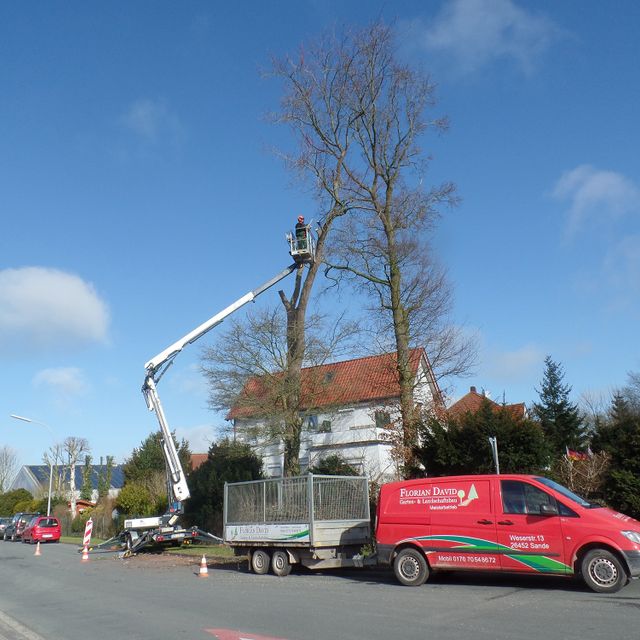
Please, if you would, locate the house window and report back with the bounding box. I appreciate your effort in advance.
[319,420,332,433]
[267,464,282,477]
[346,459,364,474]
[375,410,391,429]
[307,415,318,431]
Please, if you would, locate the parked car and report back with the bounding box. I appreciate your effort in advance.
[3,513,39,541]
[376,474,640,593]
[22,516,61,544]
[0,517,12,536]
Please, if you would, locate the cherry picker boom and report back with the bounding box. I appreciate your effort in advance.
[117,225,314,554]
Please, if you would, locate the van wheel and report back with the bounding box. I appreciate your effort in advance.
[394,548,429,587]
[271,550,292,577]
[251,549,271,575]
[581,549,627,593]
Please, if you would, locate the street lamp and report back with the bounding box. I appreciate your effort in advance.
[10,414,55,516]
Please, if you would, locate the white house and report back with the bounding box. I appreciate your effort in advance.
[227,349,444,482]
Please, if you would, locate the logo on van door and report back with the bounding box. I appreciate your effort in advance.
[399,483,480,510]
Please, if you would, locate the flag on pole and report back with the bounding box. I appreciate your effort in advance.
[565,447,589,461]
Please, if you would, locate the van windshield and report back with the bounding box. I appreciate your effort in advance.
[535,477,598,508]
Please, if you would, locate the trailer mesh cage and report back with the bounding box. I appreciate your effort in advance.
[225,475,369,524]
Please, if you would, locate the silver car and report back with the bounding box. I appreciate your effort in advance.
[0,517,11,536]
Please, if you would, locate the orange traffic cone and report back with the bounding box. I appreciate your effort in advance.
[81,545,89,562]
[198,554,209,578]
[34,541,42,556]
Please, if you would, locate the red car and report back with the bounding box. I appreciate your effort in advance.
[22,516,61,544]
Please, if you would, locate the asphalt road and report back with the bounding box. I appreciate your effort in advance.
[0,541,639,640]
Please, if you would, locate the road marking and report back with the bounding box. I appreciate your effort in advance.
[0,611,47,640]
[205,629,291,640]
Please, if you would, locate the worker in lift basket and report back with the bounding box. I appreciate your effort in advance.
[295,215,308,252]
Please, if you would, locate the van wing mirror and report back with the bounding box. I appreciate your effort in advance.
[540,504,559,516]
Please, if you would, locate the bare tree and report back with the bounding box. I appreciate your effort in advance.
[0,445,19,493]
[554,451,611,498]
[579,389,612,435]
[62,436,90,517]
[273,22,472,476]
[43,443,65,496]
[202,306,359,454]
[622,371,640,414]
[263,25,397,475]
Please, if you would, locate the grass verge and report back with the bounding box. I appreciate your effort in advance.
[166,544,235,558]
[60,536,107,545]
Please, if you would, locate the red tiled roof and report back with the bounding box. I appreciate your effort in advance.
[190,453,208,471]
[228,348,441,420]
[448,387,526,420]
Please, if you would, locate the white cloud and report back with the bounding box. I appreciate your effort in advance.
[0,267,109,357]
[407,0,562,74]
[120,98,185,144]
[553,165,640,234]
[487,344,544,380]
[33,367,89,397]
[603,235,640,295]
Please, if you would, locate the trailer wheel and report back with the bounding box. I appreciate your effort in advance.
[271,550,292,577]
[251,549,271,575]
[581,549,627,593]
[394,548,429,587]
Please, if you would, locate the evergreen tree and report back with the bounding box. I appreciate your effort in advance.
[592,393,640,518]
[122,432,191,514]
[97,455,114,499]
[309,454,359,476]
[417,399,549,476]
[123,432,191,483]
[80,454,93,501]
[532,356,586,455]
[182,439,263,535]
[0,488,33,515]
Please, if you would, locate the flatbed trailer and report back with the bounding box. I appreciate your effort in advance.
[224,474,373,575]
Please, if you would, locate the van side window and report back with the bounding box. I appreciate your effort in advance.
[557,502,578,517]
[501,480,557,515]
[501,481,526,514]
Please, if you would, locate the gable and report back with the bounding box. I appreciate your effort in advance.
[448,387,526,420]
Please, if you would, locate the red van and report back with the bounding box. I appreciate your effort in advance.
[376,474,640,593]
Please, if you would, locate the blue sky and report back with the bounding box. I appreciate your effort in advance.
[2,1,639,469]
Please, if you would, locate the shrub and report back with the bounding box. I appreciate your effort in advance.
[115,482,154,517]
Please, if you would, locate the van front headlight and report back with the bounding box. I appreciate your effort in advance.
[621,530,640,544]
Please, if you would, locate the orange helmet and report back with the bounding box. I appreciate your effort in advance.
[297,215,304,223]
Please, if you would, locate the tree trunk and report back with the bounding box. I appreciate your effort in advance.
[278,221,334,475]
